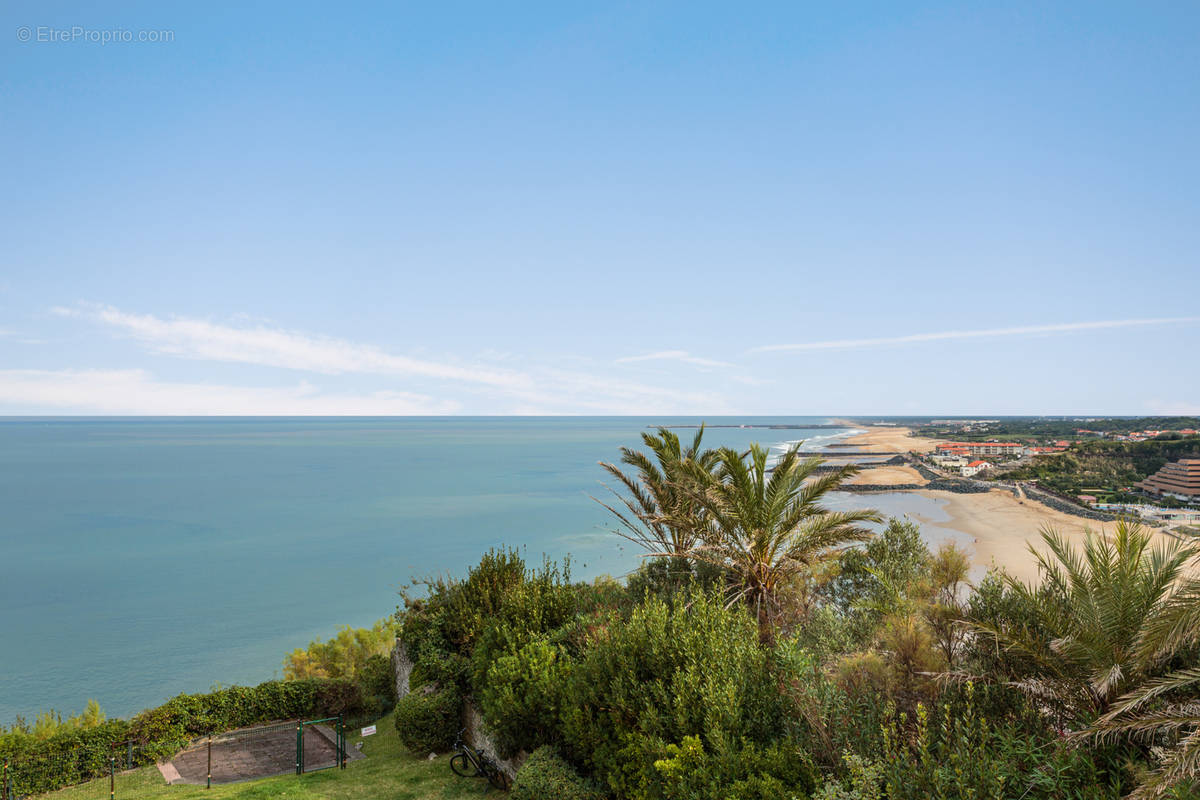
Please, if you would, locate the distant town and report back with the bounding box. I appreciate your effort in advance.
[893,417,1200,530]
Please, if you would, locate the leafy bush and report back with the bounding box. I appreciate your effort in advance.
[128,678,365,757]
[0,719,134,796]
[409,649,469,692]
[479,636,568,756]
[510,745,605,800]
[651,734,818,800]
[356,653,398,719]
[557,591,793,798]
[467,560,578,689]
[1,677,370,794]
[283,618,397,680]
[873,684,1117,800]
[625,557,726,605]
[435,547,529,653]
[393,685,462,754]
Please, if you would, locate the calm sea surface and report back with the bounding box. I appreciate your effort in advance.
[1,416,910,724]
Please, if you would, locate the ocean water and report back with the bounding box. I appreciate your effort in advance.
[0,416,869,724]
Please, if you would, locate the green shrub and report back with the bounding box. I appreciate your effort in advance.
[467,564,578,690]
[0,720,134,796]
[651,735,817,800]
[357,652,398,716]
[871,684,1118,800]
[479,637,568,756]
[393,685,462,754]
[2,677,369,795]
[282,618,397,680]
[558,591,791,798]
[511,745,605,800]
[625,557,727,604]
[126,677,366,758]
[442,548,529,651]
[410,649,470,692]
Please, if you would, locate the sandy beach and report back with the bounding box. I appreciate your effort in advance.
[827,422,1185,585]
[844,465,928,486]
[833,422,941,454]
[907,488,1119,583]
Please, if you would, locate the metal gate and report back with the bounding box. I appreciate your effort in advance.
[297,716,346,774]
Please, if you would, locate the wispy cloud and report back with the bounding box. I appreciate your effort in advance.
[0,369,461,415]
[751,317,1200,354]
[45,304,738,414]
[54,304,530,389]
[0,328,46,345]
[615,350,733,368]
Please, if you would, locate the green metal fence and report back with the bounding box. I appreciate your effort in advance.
[297,716,346,774]
[2,716,346,798]
[1,741,144,800]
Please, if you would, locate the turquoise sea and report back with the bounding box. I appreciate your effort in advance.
[2,416,910,724]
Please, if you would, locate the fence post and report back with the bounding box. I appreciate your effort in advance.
[109,755,115,800]
[207,736,212,789]
[338,715,344,770]
[296,723,302,775]
[2,758,8,800]
[127,740,133,771]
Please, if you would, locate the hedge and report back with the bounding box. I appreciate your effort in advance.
[510,746,606,800]
[128,677,367,757]
[393,685,462,754]
[1,677,372,795]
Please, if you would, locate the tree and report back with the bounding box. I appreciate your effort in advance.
[1087,572,1200,798]
[283,618,398,679]
[969,521,1198,724]
[595,425,720,562]
[689,442,881,642]
[926,542,971,668]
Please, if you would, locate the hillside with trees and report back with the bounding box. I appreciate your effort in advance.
[1003,436,1200,500]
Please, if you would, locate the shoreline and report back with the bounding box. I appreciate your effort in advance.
[910,488,1115,584]
[822,423,1141,583]
[830,420,942,454]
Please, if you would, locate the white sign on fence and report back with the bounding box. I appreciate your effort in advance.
[361,725,377,737]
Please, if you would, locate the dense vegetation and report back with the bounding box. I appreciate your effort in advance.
[392,427,1200,799]
[1,626,398,796]
[7,708,501,800]
[1003,436,1200,500]
[911,417,1200,441]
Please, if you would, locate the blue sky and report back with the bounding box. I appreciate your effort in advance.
[2,1,1197,415]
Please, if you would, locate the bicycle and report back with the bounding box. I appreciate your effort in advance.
[449,728,507,790]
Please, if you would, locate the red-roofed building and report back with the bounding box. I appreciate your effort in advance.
[961,460,991,477]
[937,442,1025,457]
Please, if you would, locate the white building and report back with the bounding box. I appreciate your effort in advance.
[930,454,968,469]
[960,460,991,477]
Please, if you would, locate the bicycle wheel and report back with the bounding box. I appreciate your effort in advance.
[482,760,507,790]
[450,751,477,778]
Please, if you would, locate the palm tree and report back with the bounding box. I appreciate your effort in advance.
[595,425,720,560]
[970,521,1198,725]
[688,442,881,642]
[1086,572,1200,798]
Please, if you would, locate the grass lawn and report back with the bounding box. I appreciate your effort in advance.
[44,712,502,800]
